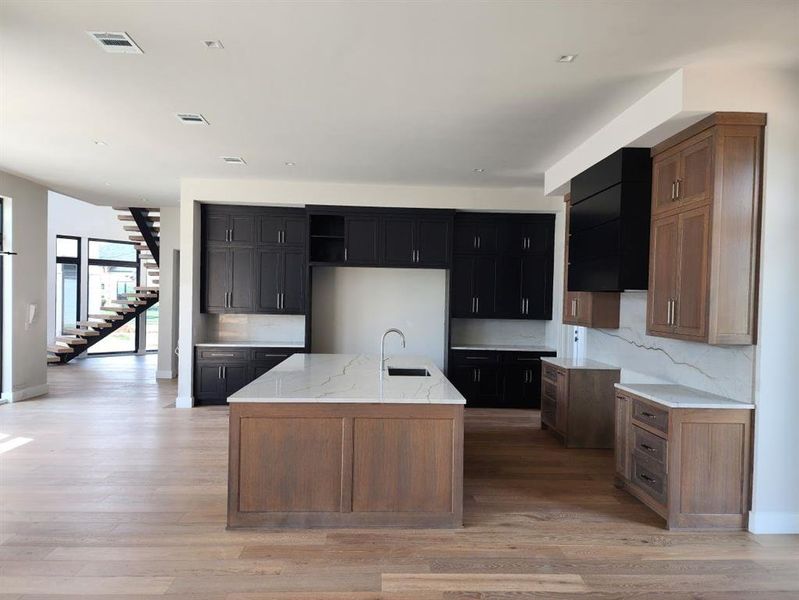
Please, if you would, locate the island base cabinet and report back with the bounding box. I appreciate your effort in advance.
[614,390,753,530]
[228,403,463,528]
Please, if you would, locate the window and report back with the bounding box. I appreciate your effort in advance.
[87,239,139,354]
[55,235,81,336]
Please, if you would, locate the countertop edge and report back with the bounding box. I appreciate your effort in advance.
[614,383,755,410]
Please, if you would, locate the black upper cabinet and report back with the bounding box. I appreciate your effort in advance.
[382,217,415,266]
[567,148,652,292]
[254,247,305,314]
[452,213,554,320]
[258,212,306,246]
[344,216,380,265]
[309,207,453,268]
[451,255,497,317]
[202,205,306,314]
[453,219,498,254]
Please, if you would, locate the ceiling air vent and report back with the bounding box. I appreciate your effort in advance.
[221,156,247,165]
[176,113,209,125]
[87,31,143,54]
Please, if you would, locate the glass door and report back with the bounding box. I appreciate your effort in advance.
[87,239,139,354]
[55,236,80,336]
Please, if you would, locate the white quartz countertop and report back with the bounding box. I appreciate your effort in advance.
[228,353,466,405]
[615,383,754,410]
[195,341,306,348]
[451,344,556,353]
[542,356,619,370]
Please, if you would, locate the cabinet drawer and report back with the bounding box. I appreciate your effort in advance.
[450,350,500,365]
[632,456,668,507]
[504,352,553,365]
[196,347,249,361]
[632,424,668,470]
[252,349,294,362]
[632,399,669,435]
[541,380,558,402]
[541,396,556,428]
[542,363,562,382]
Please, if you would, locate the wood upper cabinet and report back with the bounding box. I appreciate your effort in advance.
[450,255,497,317]
[382,215,451,267]
[345,215,380,265]
[203,246,255,313]
[647,113,764,345]
[258,213,306,246]
[255,247,305,314]
[652,133,713,217]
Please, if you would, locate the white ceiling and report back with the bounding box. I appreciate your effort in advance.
[1,1,796,207]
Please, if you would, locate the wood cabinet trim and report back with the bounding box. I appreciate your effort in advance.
[651,112,766,157]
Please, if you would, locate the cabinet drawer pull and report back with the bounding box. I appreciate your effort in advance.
[640,443,657,453]
[258,354,289,358]
[465,356,489,360]
[208,353,235,357]
[639,473,657,484]
[641,411,658,419]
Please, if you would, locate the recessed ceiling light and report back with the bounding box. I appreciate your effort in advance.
[473,168,485,173]
[93,140,107,146]
[284,161,296,167]
[204,40,224,49]
[176,113,210,125]
[558,54,578,63]
[221,156,246,165]
[104,182,111,186]
[87,31,143,54]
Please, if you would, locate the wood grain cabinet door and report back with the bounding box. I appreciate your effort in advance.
[281,248,306,313]
[203,247,229,312]
[554,370,568,434]
[677,136,713,208]
[345,216,380,265]
[674,206,711,339]
[255,248,281,312]
[416,218,450,267]
[228,248,255,311]
[647,216,679,335]
[652,153,681,215]
[381,217,415,265]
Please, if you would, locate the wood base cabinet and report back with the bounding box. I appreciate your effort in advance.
[615,389,753,530]
[563,291,620,328]
[228,402,463,528]
[540,360,620,448]
[647,112,765,345]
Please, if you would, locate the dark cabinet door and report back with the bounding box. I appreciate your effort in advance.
[502,363,542,409]
[204,213,230,245]
[195,363,225,401]
[382,217,415,265]
[450,255,475,317]
[230,214,255,244]
[495,256,523,318]
[283,216,307,246]
[521,254,553,319]
[282,248,306,313]
[229,248,254,311]
[416,219,450,267]
[255,248,281,312]
[472,256,496,317]
[454,221,498,254]
[345,216,379,265]
[449,365,478,405]
[203,247,229,311]
[223,364,251,397]
[474,365,500,406]
[258,214,284,245]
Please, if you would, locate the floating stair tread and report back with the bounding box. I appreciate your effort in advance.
[63,327,100,337]
[135,286,159,292]
[89,313,123,321]
[77,320,112,329]
[56,336,88,345]
[47,355,62,363]
[143,262,158,268]
[48,345,73,354]
[102,305,135,313]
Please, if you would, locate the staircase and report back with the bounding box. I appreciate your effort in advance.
[48,207,161,364]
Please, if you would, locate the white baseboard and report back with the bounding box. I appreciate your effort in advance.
[175,395,194,408]
[1,383,49,403]
[748,510,799,534]
[155,370,176,380]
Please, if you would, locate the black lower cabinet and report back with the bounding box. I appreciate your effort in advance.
[449,349,555,408]
[194,346,298,405]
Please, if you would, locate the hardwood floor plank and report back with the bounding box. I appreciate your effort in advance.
[381,573,588,593]
[0,575,173,595]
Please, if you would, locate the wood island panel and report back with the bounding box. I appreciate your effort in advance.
[228,402,463,528]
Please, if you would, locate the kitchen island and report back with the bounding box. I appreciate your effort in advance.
[227,353,465,528]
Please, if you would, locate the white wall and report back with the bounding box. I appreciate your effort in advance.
[155,206,180,378]
[177,178,564,407]
[46,192,130,346]
[543,66,799,533]
[1,171,48,402]
[312,267,448,369]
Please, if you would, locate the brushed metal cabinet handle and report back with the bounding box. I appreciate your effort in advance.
[476,297,479,313]
[671,181,676,200]
[344,248,348,262]
[676,179,681,199]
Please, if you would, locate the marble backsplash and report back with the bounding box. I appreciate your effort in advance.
[584,291,755,403]
[200,314,306,344]
[450,318,550,348]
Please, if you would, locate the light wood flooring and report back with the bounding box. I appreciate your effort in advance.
[0,354,797,599]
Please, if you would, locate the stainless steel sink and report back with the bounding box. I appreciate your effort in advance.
[387,367,430,377]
